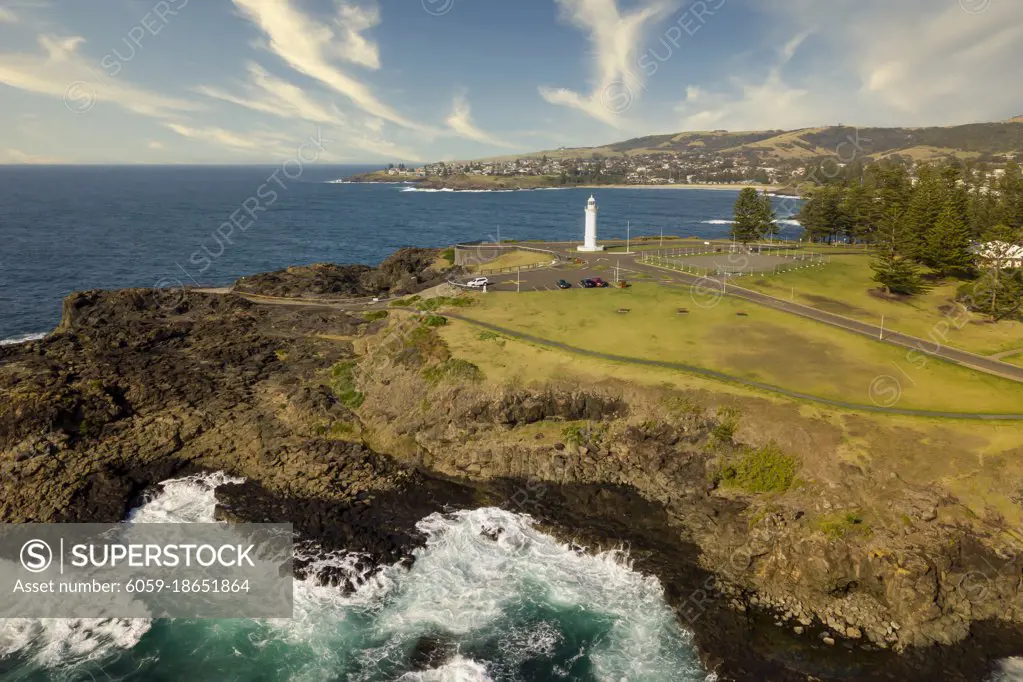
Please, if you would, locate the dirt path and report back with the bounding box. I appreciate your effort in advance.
[991,347,1023,361]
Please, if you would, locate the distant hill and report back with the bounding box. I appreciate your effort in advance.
[482,119,1023,165]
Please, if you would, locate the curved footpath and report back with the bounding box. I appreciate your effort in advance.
[439,311,1023,421]
[623,260,1023,383]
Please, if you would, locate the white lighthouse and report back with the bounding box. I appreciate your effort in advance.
[577,194,604,252]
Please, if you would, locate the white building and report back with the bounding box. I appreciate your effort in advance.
[973,241,1023,269]
[577,195,604,252]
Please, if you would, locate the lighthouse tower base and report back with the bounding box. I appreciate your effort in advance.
[577,244,605,252]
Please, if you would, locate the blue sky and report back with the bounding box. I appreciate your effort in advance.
[1,0,1021,164]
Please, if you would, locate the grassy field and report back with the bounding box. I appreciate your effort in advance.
[437,317,1023,527]
[470,249,554,273]
[743,254,1023,355]
[455,283,1023,413]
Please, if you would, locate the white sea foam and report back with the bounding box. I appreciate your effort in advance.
[994,657,1023,681]
[126,471,244,524]
[396,656,493,681]
[3,473,708,681]
[399,186,568,193]
[700,218,801,227]
[0,472,242,672]
[0,331,46,346]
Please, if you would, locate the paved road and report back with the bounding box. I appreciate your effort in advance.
[202,241,1023,385]
[472,244,1023,384]
[193,284,1023,419]
[624,261,1023,383]
[441,312,1023,420]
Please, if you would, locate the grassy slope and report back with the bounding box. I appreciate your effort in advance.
[744,254,1023,355]
[456,284,1023,413]
[469,249,554,273]
[438,318,1023,527]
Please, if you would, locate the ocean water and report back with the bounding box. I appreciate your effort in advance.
[0,473,712,681]
[0,165,803,341]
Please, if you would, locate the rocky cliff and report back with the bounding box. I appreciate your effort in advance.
[2,285,1022,680]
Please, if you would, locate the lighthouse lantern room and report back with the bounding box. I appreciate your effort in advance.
[577,194,605,252]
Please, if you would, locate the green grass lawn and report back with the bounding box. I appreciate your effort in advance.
[743,254,1023,355]
[1003,353,1023,369]
[460,283,1023,413]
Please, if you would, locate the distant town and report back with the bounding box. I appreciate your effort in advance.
[376,150,783,187]
[353,120,1023,191]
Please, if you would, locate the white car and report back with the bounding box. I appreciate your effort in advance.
[466,277,490,288]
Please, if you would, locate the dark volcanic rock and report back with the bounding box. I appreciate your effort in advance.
[233,248,456,299]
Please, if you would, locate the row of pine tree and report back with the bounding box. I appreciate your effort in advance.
[729,159,1023,320]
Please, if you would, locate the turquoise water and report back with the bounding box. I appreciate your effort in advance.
[0,474,711,681]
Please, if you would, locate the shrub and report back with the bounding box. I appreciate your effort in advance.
[815,512,869,540]
[421,314,448,327]
[363,310,389,322]
[561,422,605,447]
[415,296,473,312]
[274,349,289,362]
[422,358,484,384]
[390,295,422,307]
[712,406,741,444]
[440,247,456,265]
[330,361,364,409]
[719,442,797,494]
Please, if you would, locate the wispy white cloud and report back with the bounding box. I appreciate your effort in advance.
[446,92,514,148]
[0,33,200,118]
[0,7,17,23]
[165,123,264,151]
[195,61,420,161]
[334,2,381,70]
[673,0,1023,131]
[231,0,424,131]
[1,148,65,164]
[540,0,680,127]
[195,62,343,126]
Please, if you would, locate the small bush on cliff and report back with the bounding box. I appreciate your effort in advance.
[815,512,869,540]
[330,361,364,409]
[416,296,473,312]
[390,295,422,307]
[719,442,797,494]
[420,314,448,327]
[363,310,389,322]
[440,248,455,265]
[561,422,606,447]
[711,406,741,444]
[422,358,484,384]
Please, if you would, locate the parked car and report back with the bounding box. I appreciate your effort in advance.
[556,279,571,289]
[466,277,490,288]
[591,277,609,288]
[580,279,597,288]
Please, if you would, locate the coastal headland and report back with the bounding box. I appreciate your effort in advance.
[3,245,1023,680]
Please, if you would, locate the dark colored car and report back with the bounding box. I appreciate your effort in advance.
[580,279,596,288]
[591,277,609,288]
[556,279,571,289]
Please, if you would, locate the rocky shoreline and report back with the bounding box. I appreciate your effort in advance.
[2,252,1022,680]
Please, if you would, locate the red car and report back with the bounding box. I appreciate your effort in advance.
[590,277,610,288]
